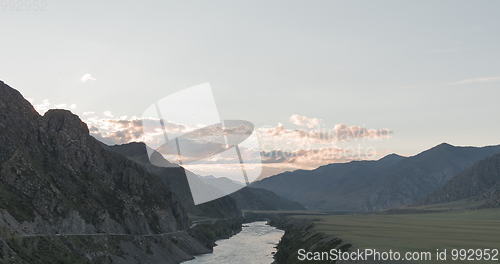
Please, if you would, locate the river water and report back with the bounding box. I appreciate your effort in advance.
[183,221,284,264]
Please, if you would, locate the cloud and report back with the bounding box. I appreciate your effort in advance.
[80,73,96,83]
[333,124,392,141]
[85,116,146,145]
[76,109,392,172]
[257,123,392,149]
[260,115,392,147]
[255,121,392,172]
[54,103,77,109]
[33,99,50,114]
[32,99,77,115]
[103,111,113,118]
[449,76,500,85]
[289,114,321,128]
[82,113,192,146]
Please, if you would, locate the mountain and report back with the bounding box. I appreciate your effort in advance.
[253,143,500,211]
[0,81,240,263]
[229,187,305,211]
[0,82,188,235]
[200,175,245,195]
[424,153,500,207]
[108,142,242,219]
[109,142,304,213]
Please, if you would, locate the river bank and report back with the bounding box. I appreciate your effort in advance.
[0,218,243,264]
[244,211,352,264]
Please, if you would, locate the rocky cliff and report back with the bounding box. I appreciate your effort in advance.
[0,81,186,235]
[0,80,241,263]
[108,142,242,219]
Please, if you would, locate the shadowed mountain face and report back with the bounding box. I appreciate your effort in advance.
[253,143,500,211]
[229,187,305,211]
[424,153,500,207]
[108,142,242,219]
[0,81,187,235]
[109,142,305,213]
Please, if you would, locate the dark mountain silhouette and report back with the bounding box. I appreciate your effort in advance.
[229,187,305,211]
[109,142,241,218]
[109,142,304,213]
[424,153,500,207]
[0,81,187,235]
[253,143,500,211]
[0,81,240,263]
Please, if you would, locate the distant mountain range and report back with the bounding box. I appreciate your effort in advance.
[253,143,500,211]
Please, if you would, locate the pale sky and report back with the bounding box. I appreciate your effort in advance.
[2,0,500,169]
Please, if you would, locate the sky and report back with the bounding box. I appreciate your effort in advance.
[1,0,500,178]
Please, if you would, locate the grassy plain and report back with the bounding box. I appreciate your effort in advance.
[293,208,500,252]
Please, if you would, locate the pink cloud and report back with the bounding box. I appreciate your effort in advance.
[289,114,321,128]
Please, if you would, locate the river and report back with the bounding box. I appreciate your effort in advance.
[183,221,284,264]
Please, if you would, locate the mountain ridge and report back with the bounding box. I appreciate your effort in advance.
[253,143,500,211]
[0,81,188,235]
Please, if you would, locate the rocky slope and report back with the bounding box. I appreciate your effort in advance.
[253,143,500,211]
[424,153,500,207]
[0,81,186,235]
[0,80,241,263]
[108,142,242,219]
